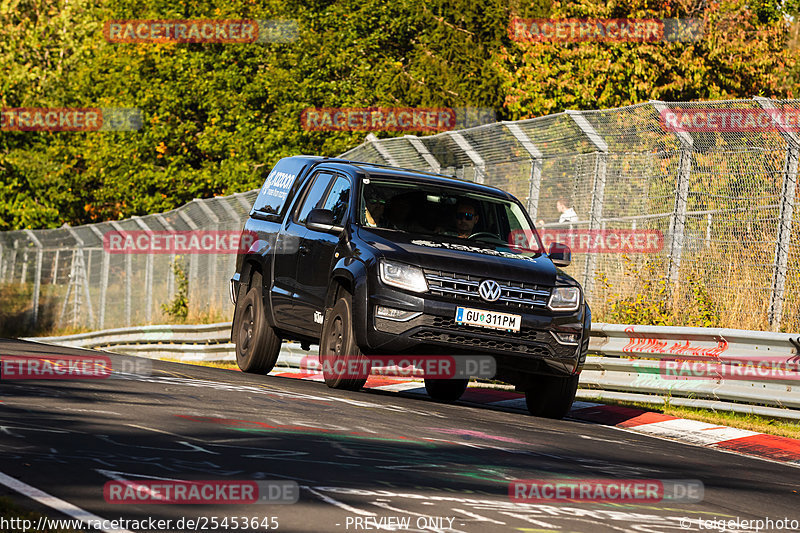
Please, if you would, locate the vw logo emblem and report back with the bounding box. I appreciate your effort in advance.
[478,279,502,302]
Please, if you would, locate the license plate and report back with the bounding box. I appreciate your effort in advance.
[455,307,521,332]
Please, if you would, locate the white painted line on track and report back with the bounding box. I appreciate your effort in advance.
[303,486,377,516]
[0,471,133,533]
[370,382,427,393]
[630,418,760,445]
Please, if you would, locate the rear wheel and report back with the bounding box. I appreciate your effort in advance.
[319,290,368,390]
[524,374,579,419]
[424,378,468,403]
[233,272,281,373]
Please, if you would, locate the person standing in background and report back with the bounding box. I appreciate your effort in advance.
[537,197,579,227]
[556,198,579,223]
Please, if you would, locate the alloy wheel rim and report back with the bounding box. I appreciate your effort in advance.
[240,304,254,353]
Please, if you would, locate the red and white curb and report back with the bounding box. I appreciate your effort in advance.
[268,369,800,467]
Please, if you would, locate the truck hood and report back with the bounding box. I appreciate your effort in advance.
[357,227,558,286]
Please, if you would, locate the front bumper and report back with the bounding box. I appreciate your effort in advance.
[360,282,588,381]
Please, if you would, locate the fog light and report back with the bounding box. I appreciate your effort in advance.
[375,306,421,322]
[552,331,580,345]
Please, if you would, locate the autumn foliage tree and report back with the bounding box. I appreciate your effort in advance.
[0,0,797,230]
[497,0,795,119]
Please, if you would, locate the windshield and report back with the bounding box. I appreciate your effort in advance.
[359,178,544,253]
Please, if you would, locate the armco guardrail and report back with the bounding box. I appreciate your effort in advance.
[23,322,800,419]
[581,324,800,419]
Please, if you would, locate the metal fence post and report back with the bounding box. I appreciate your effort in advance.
[755,97,799,330]
[405,135,441,173]
[567,110,609,300]
[213,199,245,310]
[58,249,75,327]
[179,210,200,313]
[366,133,399,166]
[446,131,486,184]
[89,226,109,330]
[24,230,43,327]
[234,191,254,212]
[7,241,17,283]
[503,122,544,219]
[155,214,179,311]
[193,199,221,310]
[667,148,691,282]
[21,251,29,284]
[98,250,110,329]
[110,221,131,325]
[132,216,154,323]
[66,228,94,326]
[651,101,695,283]
[52,249,60,284]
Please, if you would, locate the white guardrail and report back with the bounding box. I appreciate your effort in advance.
[24,322,800,420]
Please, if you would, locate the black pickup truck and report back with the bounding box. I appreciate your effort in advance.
[230,156,590,418]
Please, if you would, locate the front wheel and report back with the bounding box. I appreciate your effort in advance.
[524,374,579,419]
[319,291,368,391]
[424,378,468,402]
[233,272,281,373]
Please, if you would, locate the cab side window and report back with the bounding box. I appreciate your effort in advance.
[321,176,351,225]
[296,172,333,224]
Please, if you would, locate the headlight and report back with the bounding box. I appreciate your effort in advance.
[548,287,581,311]
[379,260,428,293]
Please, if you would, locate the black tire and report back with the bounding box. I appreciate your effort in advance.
[424,378,468,402]
[319,290,368,390]
[233,272,281,373]
[524,374,579,419]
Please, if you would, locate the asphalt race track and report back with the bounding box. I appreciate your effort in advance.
[0,339,798,533]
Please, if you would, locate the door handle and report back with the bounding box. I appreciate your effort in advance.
[298,244,309,255]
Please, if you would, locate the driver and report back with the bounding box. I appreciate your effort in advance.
[436,199,480,238]
[454,201,479,238]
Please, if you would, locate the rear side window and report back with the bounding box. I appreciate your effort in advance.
[321,176,351,225]
[296,172,334,224]
[253,165,299,215]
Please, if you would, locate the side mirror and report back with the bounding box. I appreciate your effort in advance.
[306,208,343,234]
[549,242,571,267]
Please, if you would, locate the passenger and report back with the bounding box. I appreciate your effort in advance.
[364,196,385,227]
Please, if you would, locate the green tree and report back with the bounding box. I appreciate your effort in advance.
[496,0,794,118]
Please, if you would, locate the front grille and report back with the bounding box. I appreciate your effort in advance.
[424,270,550,309]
